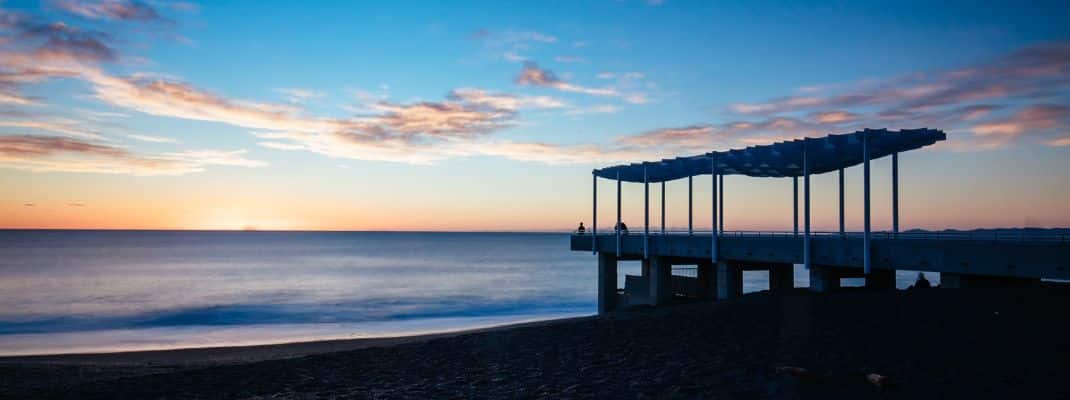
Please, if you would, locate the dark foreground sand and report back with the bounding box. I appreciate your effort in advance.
[3,285,1070,399]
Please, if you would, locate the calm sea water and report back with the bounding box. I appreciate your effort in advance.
[0,230,933,356]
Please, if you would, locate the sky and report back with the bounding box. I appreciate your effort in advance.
[1,0,1068,231]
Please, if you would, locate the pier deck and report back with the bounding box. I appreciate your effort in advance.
[571,231,1070,313]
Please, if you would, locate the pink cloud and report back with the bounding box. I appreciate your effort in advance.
[515,62,620,97]
[52,0,167,23]
[0,135,263,175]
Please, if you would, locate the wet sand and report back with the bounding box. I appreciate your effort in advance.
[3,285,1069,399]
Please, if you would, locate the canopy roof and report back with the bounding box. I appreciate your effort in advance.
[595,128,946,183]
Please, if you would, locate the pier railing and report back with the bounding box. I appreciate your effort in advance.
[576,230,1069,243]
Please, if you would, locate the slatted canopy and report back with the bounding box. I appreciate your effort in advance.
[595,128,946,182]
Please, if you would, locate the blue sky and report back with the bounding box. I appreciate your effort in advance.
[2,0,1069,230]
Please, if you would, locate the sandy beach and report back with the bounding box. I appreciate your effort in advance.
[3,284,1070,399]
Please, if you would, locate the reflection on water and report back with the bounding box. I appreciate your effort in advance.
[0,231,937,355]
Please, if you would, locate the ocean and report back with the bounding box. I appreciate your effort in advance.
[0,230,933,356]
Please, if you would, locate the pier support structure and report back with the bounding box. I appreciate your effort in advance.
[598,253,618,314]
[769,263,795,291]
[717,261,743,300]
[808,265,841,293]
[649,257,673,306]
[865,269,897,290]
[696,261,717,299]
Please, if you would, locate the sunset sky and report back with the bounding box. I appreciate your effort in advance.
[2,0,1068,231]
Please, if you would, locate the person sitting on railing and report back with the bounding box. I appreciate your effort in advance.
[576,222,586,235]
[615,222,629,235]
[909,272,931,290]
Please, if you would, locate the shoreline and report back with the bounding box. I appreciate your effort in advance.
[5,285,1070,398]
[0,315,593,367]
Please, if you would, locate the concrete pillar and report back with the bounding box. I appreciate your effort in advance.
[808,265,840,293]
[649,256,673,306]
[696,261,717,300]
[598,253,618,314]
[717,261,742,300]
[865,269,896,290]
[940,273,1040,289]
[769,264,794,291]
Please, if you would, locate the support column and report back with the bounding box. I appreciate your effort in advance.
[717,261,742,300]
[803,140,811,270]
[770,264,795,292]
[719,174,724,233]
[863,130,872,274]
[616,171,622,257]
[660,181,666,235]
[793,176,799,236]
[892,152,899,236]
[865,269,896,290]
[838,168,845,235]
[711,157,718,262]
[643,164,649,259]
[696,261,717,300]
[688,176,693,235]
[808,265,840,293]
[597,253,618,314]
[649,256,673,305]
[592,172,597,254]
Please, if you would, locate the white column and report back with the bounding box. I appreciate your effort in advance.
[793,176,799,236]
[643,164,649,259]
[863,131,872,274]
[688,176,693,235]
[711,157,718,262]
[719,174,724,233]
[803,141,811,270]
[660,181,666,235]
[892,152,899,236]
[616,171,622,257]
[592,171,597,254]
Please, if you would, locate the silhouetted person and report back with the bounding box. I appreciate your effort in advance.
[576,222,586,234]
[615,222,629,235]
[910,272,931,289]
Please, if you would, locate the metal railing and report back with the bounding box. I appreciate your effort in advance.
[575,229,1069,243]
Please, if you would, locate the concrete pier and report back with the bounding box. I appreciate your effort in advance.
[598,253,617,314]
[716,261,742,300]
[769,263,794,291]
[808,265,840,293]
[696,261,716,299]
[865,269,897,290]
[649,257,673,306]
[583,233,1069,313]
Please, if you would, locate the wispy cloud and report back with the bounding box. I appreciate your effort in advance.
[126,133,176,143]
[722,41,1070,150]
[275,88,323,104]
[0,135,264,175]
[449,88,565,111]
[515,61,619,97]
[554,55,586,64]
[51,0,168,23]
[564,104,620,116]
[0,118,104,140]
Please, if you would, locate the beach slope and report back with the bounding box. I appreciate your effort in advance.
[3,285,1069,399]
